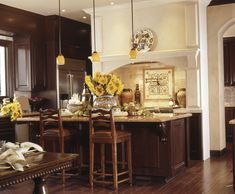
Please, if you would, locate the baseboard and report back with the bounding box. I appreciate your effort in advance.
[210,148,227,157]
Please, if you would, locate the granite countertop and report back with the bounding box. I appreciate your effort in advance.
[229,119,235,125]
[16,113,192,123]
[225,105,235,108]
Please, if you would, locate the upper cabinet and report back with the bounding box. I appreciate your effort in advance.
[44,16,91,90]
[14,35,46,92]
[223,37,235,86]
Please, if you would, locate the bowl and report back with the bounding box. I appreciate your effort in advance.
[67,103,83,113]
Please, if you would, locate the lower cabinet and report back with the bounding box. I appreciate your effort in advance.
[0,117,15,142]
[189,113,202,160]
[225,107,235,142]
[120,119,188,180]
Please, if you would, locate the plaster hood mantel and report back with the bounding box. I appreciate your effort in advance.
[94,48,200,73]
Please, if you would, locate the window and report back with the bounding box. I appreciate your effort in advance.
[0,35,13,98]
[0,46,6,96]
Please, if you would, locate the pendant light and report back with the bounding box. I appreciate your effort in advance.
[91,0,100,62]
[56,0,65,65]
[129,0,137,60]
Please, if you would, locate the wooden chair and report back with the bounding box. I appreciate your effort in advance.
[89,108,132,190]
[39,108,78,183]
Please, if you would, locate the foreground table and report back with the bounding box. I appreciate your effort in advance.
[0,152,78,194]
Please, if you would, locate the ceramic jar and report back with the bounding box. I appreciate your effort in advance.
[176,88,186,108]
[120,88,133,106]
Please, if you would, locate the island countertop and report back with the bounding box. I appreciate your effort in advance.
[16,113,192,123]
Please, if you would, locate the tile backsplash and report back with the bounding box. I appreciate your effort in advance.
[224,86,235,106]
[112,62,186,107]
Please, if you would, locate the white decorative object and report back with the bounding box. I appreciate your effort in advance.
[133,28,155,52]
[144,68,173,100]
[0,142,43,171]
[67,93,84,113]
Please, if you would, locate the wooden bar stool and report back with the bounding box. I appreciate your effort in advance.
[39,108,79,183]
[89,108,132,190]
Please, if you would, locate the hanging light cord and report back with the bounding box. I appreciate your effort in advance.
[58,0,62,54]
[93,0,96,51]
[131,0,134,48]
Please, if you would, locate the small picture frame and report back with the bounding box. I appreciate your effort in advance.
[143,68,174,100]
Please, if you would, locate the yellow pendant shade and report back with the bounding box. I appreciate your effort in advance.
[91,51,100,62]
[56,54,65,65]
[129,48,137,60]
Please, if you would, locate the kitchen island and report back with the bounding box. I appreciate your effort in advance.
[17,113,192,182]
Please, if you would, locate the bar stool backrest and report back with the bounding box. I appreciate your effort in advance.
[89,108,116,141]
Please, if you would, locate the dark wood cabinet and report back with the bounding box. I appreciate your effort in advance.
[14,36,31,91]
[14,35,46,92]
[223,37,235,86]
[225,107,234,142]
[0,117,15,142]
[189,113,202,160]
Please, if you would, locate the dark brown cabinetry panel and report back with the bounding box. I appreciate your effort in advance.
[31,40,47,91]
[14,36,46,92]
[170,119,186,174]
[14,36,31,91]
[189,113,202,160]
[0,117,15,142]
[225,107,234,142]
[223,37,235,86]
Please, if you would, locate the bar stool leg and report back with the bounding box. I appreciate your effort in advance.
[89,142,94,188]
[121,142,126,170]
[100,144,105,180]
[127,138,133,186]
[112,143,118,190]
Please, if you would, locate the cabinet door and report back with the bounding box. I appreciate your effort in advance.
[229,42,235,86]
[224,42,230,86]
[225,107,234,142]
[170,119,186,175]
[0,117,15,142]
[14,36,31,91]
[189,113,202,160]
[223,37,235,86]
[31,41,46,91]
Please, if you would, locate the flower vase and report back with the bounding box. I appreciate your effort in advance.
[93,95,117,109]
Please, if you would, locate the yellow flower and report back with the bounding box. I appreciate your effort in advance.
[85,72,124,96]
[94,85,105,96]
[94,72,101,82]
[1,106,9,115]
[1,101,22,121]
[106,82,117,95]
[116,83,124,95]
[97,75,108,85]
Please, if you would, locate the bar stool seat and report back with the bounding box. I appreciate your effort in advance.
[89,108,132,190]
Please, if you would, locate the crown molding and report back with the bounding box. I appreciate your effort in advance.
[84,0,198,15]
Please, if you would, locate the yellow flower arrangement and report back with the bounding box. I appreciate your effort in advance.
[1,101,23,121]
[85,72,124,97]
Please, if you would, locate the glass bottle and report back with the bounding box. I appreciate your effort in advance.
[81,83,91,104]
[134,84,141,105]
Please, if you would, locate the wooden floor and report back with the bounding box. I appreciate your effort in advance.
[0,147,234,194]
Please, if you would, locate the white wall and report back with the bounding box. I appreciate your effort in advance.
[207,4,235,151]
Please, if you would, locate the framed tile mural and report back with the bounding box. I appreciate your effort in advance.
[144,68,174,100]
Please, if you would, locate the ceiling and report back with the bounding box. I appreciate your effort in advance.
[0,0,147,24]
